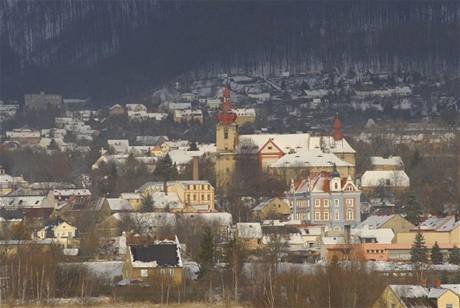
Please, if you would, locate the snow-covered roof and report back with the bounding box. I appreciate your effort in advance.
[0,174,13,183]
[389,285,428,298]
[418,216,459,231]
[322,236,345,245]
[360,170,410,187]
[106,198,133,212]
[370,156,404,167]
[351,226,394,244]
[168,144,216,166]
[239,133,311,153]
[357,215,395,229]
[309,136,356,154]
[0,196,52,208]
[120,193,142,200]
[428,288,448,299]
[52,189,91,197]
[270,149,352,168]
[238,133,355,155]
[440,284,460,295]
[151,191,183,210]
[237,223,263,239]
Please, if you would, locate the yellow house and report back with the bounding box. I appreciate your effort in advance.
[395,216,460,246]
[122,237,183,285]
[36,220,78,248]
[137,181,215,212]
[373,285,459,308]
[358,214,415,239]
[252,197,290,220]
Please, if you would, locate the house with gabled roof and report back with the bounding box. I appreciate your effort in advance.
[395,216,460,248]
[35,218,79,248]
[251,197,290,221]
[286,170,361,230]
[55,196,111,226]
[357,214,415,235]
[122,236,183,285]
[373,284,460,308]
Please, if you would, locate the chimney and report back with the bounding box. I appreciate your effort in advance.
[433,278,441,288]
[192,156,199,181]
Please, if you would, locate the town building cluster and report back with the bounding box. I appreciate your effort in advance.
[0,76,458,305]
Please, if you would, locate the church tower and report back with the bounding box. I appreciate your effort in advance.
[215,86,238,191]
[216,87,238,152]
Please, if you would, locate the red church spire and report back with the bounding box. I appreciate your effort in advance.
[218,86,237,125]
[333,112,343,141]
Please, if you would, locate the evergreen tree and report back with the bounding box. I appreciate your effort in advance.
[140,194,154,212]
[410,231,428,263]
[431,241,443,264]
[449,246,460,264]
[153,154,178,182]
[196,226,215,278]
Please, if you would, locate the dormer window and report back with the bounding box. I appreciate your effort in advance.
[334,183,338,190]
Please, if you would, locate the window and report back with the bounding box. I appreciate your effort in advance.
[347,209,354,220]
[446,304,453,308]
[334,199,339,207]
[335,210,340,220]
[334,183,338,190]
[315,211,321,221]
[314,199,320,207]
[141,269,148,277]
[324,199,329,207]
[224,127,229,139]
[323,211,330,221]
[207,194,211,201]
[346,199,354,206]
[193,194,196,201]
[267,146,273,150]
